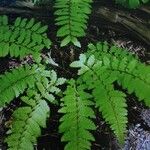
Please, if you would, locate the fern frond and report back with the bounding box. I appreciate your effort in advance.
[0,64,51,107]
[92,82,127,144]
[87,42,137,61]
[0,15,51,62]
[5,68,66,149]
[117,63,150,106]
[70,46,150,143]
[0,15,9,31]
[12,17,51,47]
[35,70,66,104]
[59,79,96,150]
[5,92,50,150]
[54,0,93,47]
[71,55,128,144]
[116,0,149,8]
[87,42,150,106]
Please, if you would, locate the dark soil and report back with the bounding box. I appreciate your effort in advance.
[0,1,150,150]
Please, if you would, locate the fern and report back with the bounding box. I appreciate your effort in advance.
[5,91,50,150]
[1,5,149,148]
[59,79,96,150]
[92,83,127,143]
[4,68,66,149]
[35,69,66,104]
[0,15,51,62]
[0,64,56,107]
[0,15,68,150]
[87,42,150,106]
[70,42,150,144]
[116,0,150,8]
[54,0,93,47]
[71,54,128,144]
[0,65,38,106]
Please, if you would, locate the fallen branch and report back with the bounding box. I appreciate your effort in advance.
[93,6,150,45]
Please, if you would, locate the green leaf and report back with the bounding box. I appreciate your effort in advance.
[0,65,53,107]
[26,18,35,29]
[129,0,140,8]
[59,80,96,150]
[2,15,8,25]
[70,42,150,145]
[37,25,48,33]
[87,55,95,67]
[79,54,87,63]
[71,37,81,47]
[14,17,21,27]
[6,98,50,150]
[60,36,71,47]
[70,61,83,68]
[56,78,66,86]
[0,15,51,61]
[32,22,41,31]
[115,0,148,8]
[78,66,89,75]
[55,0,93,47]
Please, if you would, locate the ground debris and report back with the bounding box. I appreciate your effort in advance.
[124,124,150,150]
[141,109,150,128]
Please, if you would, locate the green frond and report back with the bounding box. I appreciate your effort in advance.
[70,42,150,143]
[117,63,150,106]
[0,64,52,107]
[115,0,149,8]
[59,80,96,150]
[71,55,127,144]
[87,42,137,61]
[5,68,66,149]
[5,92,50,150]
[92,82,127,144]
[87,42,150,106]
[54,0,93,47]
[0,15,9,31]
[35,70,66,104]
[0,15,51,62]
